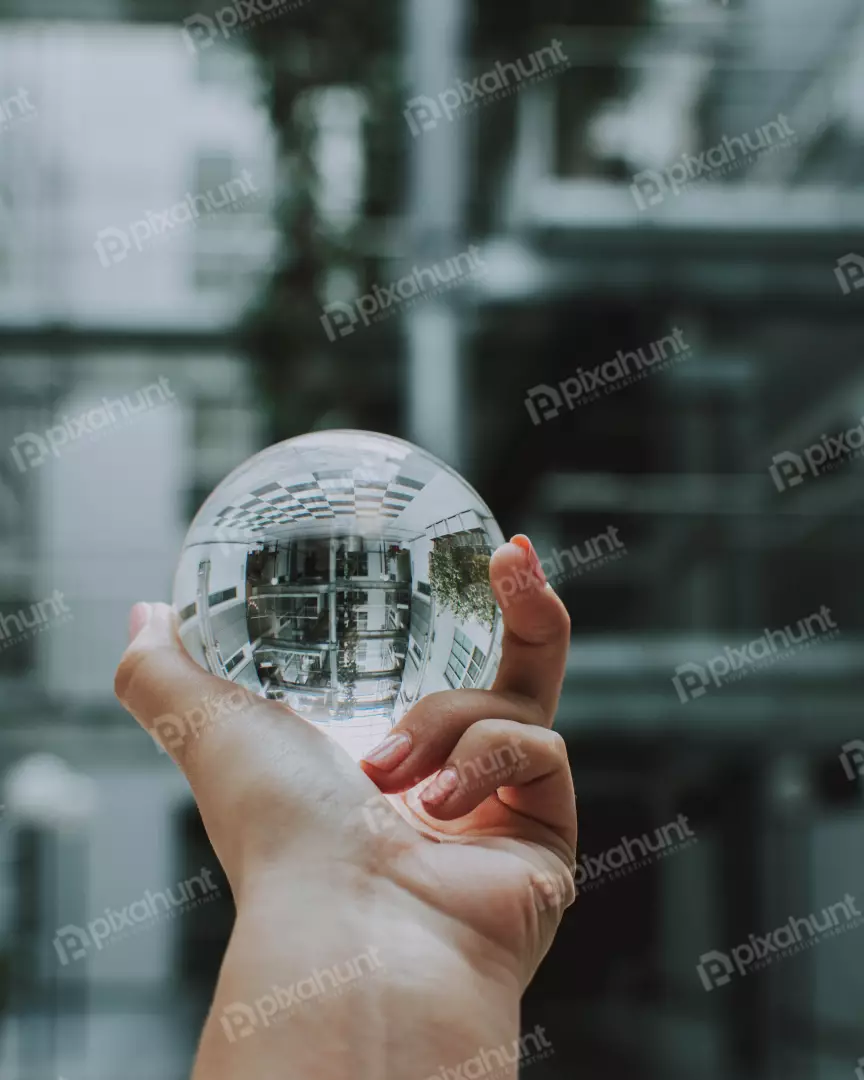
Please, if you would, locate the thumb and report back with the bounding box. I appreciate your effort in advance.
[114,601,254,766]
[114,602,360,801]
[116,604,388,883]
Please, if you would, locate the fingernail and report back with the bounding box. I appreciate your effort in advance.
[420,766,460,808]
[128,602,153,643]
[510,534,546,586]
[362,732,413,771]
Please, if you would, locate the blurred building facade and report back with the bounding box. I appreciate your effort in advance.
[0,0,863,1077]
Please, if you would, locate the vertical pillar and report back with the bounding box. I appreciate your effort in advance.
[403,0,469,470]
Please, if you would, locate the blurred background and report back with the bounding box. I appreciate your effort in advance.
[1,0,864,1076]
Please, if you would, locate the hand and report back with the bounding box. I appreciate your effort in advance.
[114,535,575,1079]
[359,533,577,984]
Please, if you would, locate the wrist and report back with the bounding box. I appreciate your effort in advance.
[196,864,521,1080]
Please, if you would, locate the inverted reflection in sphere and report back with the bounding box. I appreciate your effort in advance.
[173,431,505,760]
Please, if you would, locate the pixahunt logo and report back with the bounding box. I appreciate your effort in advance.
[10,378,175,473]
[150,685,253,756]
[525,328,690,424]
[453,740,531,794]
[354,744,531,833]
[769,417,864,491]
[182,0,310,53]
[575,815,696,895]
[529,867,577,917]
[422,1025,554,1080]
[94,172,259,267]
[697,893,863,991]
[0,591,72,653]
[835,254,864,296]
[53,868,219,966]
[404,40,569,136]
[545,527,627,586]
[354,785,446,837]
[672,607,838,703]
[0,87,36,131]
[498,527,627,609]
[840,739,864,782]
[320,246,485,340]
[220,946,384,1042]
[357,794,402,837]
[631,114,797,209]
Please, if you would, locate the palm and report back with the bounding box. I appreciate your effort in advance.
[369,787,575,982]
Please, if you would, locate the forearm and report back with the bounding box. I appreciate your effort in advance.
[192,870,520,1080]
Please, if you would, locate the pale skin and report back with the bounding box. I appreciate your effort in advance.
[114,535,577,1080]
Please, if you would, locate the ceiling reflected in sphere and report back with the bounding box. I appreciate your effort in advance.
[173,431,505,761]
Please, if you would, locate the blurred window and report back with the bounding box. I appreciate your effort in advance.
[445,629,485,689]
[0,183,10,286]
[208,586,237,607]
[194,43,256,88]
[225,647,244,673]
[194,402,259,455]
[191,151,263,291]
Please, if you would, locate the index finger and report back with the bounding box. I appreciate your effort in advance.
[489,536,571,720]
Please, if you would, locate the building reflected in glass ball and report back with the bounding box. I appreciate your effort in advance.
[173,431,505,760]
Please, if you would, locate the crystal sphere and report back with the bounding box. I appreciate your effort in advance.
[173,430,505,760]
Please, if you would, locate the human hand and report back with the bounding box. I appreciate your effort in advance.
[358,532,576,985]
[114,534,575,1078]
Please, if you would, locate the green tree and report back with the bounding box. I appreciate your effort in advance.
[428,537,496,629]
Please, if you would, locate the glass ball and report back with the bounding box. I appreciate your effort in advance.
[173,430,505,761]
